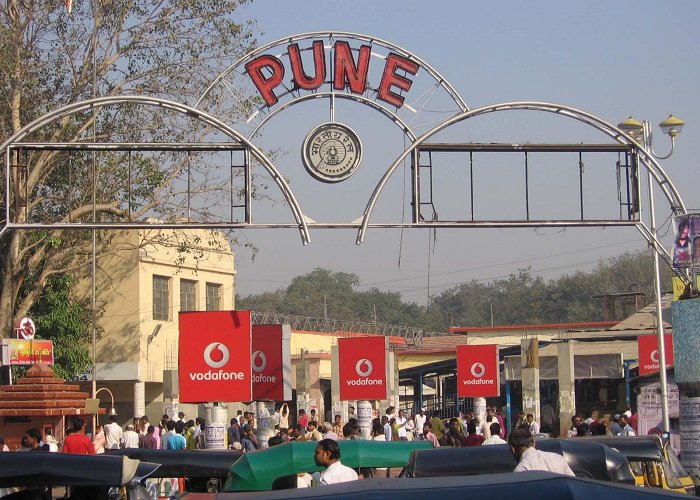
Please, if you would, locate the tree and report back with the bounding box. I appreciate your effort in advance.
[0,1,258,337]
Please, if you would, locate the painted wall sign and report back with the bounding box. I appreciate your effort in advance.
[245,40,420,108]
[252,324,292,401]
[457,344,499,397]
[338,336,387,401]
[178,310,252,403]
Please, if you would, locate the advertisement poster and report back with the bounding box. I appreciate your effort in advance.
[178,310,252,403]
[671,214,700,269]
[638,379,680,453]
[338,336,387,401]
[637,334,674,375]
[251,324,292,401]
[457,344,499,397]
[1,339,54,365]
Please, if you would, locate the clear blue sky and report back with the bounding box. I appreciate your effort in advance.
[226,0,700,308]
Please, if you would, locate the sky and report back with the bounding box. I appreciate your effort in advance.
[218,0,700,308]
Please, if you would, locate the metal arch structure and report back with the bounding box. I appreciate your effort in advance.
[356,101,688,273]
[247,92,418,142]
[194,31,469,137]
[0,95,310,244]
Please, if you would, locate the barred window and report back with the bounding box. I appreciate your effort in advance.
[153,275,170,321]
[180,279,198,311]
[206,283,222,311]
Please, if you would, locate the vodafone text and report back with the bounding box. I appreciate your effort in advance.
[189,369,245,381]
[346,378,383,386]
[463,379,495,385]
[253,374,276,383]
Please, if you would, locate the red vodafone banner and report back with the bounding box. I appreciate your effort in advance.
[338,336,387,401]
[457,344,499,397]
[638,334,674,376]
[252,324,292,401]
[179,310,252,403]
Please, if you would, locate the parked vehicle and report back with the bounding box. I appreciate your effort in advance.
[179,471,690,499]
[224,440,433,492]
[399,438,636,485]
[109,448,243,493]
[575,436,697,495]
[0,452,158,499]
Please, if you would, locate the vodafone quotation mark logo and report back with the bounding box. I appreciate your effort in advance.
[355,359,373,377]
[203,342,230,369]
[470,362,486,378]
[650,350,660,363]
[252,351,267,373]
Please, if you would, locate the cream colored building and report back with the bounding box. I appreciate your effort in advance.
[76,228,235,422]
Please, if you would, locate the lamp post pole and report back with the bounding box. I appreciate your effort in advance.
[618,114,684,434]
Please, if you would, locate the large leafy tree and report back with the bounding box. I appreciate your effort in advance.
[0,0,258,341]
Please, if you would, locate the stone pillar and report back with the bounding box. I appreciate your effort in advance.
[133,381,145,418]
[557,342,576,437]
[521,338,540,425]
[671,298,700,476]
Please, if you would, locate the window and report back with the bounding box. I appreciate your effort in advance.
[206,283,222,311]
[180,279,197,311]
[153,275,170,321]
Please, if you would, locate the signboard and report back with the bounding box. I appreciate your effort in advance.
[246,39,420,108]
[178,310,252,403]
[457,344,499,397]
[252,324,292,401]
[338,336,387,401]
[671,214,700,269]
[638,334,674,376]
[16,317,35,339]
[1,338,54,365]
[638,379,680,454]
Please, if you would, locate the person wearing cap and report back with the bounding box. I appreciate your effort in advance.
[241,424,258,452]
[315,438,358,485]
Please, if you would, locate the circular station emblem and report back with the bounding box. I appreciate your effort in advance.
[302,122,362,182]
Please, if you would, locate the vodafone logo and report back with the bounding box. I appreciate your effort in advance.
[463,360,495,386]
[650,349,660,363]
[471,362,486,378]
[355,359,373,377]
[252,351,267,373]
[203,342,230,369]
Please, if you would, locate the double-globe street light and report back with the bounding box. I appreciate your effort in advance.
[618,114,684,434]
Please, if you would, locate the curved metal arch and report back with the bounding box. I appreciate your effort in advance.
[248,92,417,142]
[195,31,469,113]
[357,101,688,244]
[0,95,311,244]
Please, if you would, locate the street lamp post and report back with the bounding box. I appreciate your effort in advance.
[618,114,684,434]
[95,387,118,417]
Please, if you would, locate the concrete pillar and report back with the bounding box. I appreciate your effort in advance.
[133,381,145,418]
[357,400,372,440]
[205,404,227,450]
[671,298,700,476]
[256,402,275,449]
[521,338,540,425]
[557,342,576,437]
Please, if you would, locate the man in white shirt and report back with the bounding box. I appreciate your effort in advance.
[414,408,427,439]
[103,415,123,450]
[527,413,540,435]
[483,422,507,445]
[315,439,358,485]
[618,414,636,436]
[508,428,574,476]
[122,424,140,449]
[396,409,408,441]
